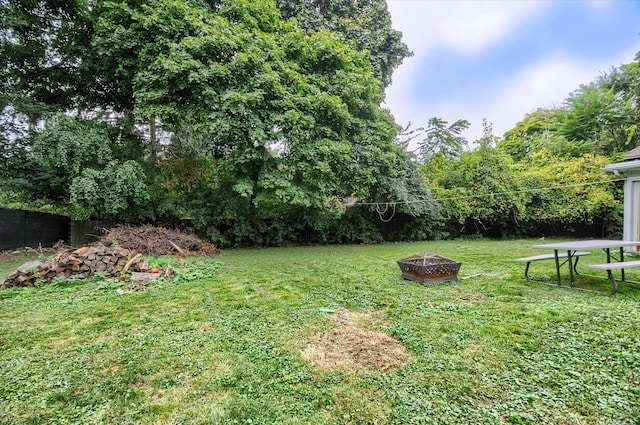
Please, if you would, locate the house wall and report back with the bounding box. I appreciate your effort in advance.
[604,160,640,247]
[623,173,640,248]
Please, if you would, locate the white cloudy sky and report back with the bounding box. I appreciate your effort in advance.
[384,0,640,144]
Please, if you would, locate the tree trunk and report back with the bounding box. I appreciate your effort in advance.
[149,115,158,160]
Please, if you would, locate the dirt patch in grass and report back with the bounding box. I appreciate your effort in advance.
[325,307,388,327]
[455,289,490,305]
[303,310,410,372]
[325,308,368,326]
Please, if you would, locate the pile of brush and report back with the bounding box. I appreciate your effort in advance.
[100,224,217,256]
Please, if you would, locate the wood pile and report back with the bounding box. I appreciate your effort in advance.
[100,224,217,256]
[0,246,144,290]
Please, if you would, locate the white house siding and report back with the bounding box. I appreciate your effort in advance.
[604,160,640,249]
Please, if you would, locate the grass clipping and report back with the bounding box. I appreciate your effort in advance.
[302,309,410,373]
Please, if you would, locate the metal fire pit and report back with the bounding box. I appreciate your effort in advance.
[397,253,461,284]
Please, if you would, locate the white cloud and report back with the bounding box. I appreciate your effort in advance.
[385,0,552,136]
[464,45,640,142]
[384,1,640,146]
[386,49,637,146]
[387,0,547,57]
[585,0,616,13]
[469,57,600,141]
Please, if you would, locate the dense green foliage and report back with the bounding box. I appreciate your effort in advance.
[1,0,639,244]
[276,0,411,87]
[0,0,92,118]
[423,61,640,238]
[430,128,527,237]
[1,240,639,423]
[1,0,439,246]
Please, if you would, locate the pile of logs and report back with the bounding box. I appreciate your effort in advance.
[0,245,145,290]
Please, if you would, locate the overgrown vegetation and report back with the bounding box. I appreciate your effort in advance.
[1,239,639,424]
[1,1,639,245]
[0,0,438,247]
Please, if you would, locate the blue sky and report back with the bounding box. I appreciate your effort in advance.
[385,0,640,144]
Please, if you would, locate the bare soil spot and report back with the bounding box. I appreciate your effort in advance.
[325,307,388,327]
[325,308,367,326]
[302,324,410,373]
[455,289,490,305]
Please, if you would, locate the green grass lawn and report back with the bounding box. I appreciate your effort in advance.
[1,239,639,424]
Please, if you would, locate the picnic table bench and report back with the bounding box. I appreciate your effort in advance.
[521,240,640,295]
[515,251,591,281]
[588,260,640,294]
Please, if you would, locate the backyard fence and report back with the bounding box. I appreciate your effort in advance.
[0,208,70,251]
[69,219,115,247]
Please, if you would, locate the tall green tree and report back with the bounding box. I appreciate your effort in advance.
[90,0,433,245]
[556,84,637,155]
[498,103,625,236]
[0,0,92,119]
[95,0,409,210]
[276,0,411,87]
[429,126,526,237]
[5,114,157,220]
[417,117,470,167]
[1,0,434,246]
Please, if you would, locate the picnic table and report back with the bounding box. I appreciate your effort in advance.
[525,240,640,294]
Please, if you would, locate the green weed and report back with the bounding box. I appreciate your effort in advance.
[0,239,639,424]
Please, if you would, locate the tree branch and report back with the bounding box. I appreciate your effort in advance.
[13,58,69,92]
